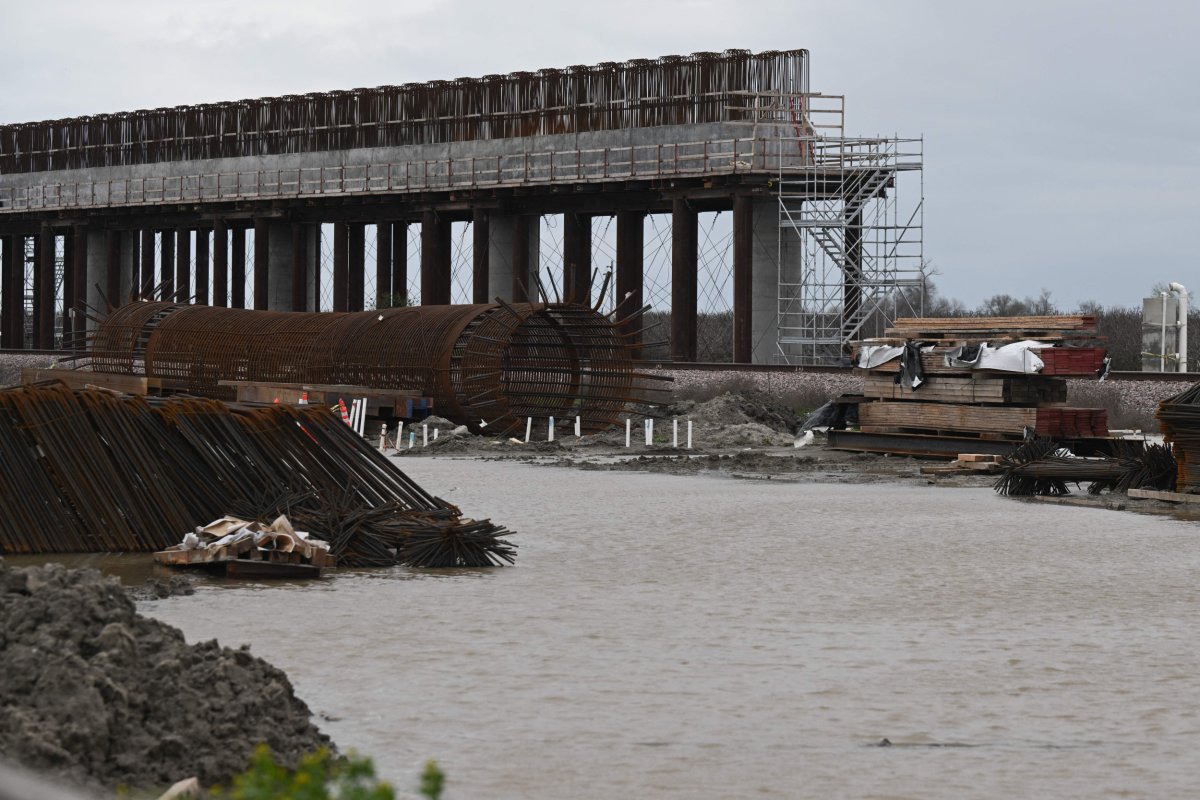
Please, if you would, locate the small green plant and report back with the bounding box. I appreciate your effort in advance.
[210,745,394,800]
[374,292,410,310]
[419,760,445,800]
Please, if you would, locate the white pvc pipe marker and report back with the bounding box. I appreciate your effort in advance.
[687,420,693,449]
[625,418,631,448]
[673,419,679,448]
[379,423,387,451]
[422,424,429,447]
[575,416,581,437]
[525,417,532,443]
[645,418,653,446]
[548,416,555,442]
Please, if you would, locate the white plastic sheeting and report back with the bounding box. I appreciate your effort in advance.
[944,340,1054,373]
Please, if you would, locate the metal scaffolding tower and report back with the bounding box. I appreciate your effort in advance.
[771,94,925,364]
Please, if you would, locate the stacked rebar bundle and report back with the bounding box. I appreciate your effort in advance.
[1155,383,1200,492]
[994,438,1176,497]
[0,383,515,566]
[0,49,808,173]
[91,300,667,437]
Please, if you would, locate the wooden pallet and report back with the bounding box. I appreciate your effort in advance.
[859,401,1109,438]
[862,375,1067,405]
[886,315,1098,338]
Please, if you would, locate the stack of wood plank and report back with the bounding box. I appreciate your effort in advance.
[847,315,1110,452]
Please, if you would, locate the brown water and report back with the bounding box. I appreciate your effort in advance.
[141,458,1200,799]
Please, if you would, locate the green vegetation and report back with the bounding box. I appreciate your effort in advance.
[208,746,416,800]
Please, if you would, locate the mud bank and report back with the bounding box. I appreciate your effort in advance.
[0,559,330,792]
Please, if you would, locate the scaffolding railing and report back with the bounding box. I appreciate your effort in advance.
[756,93,923,365]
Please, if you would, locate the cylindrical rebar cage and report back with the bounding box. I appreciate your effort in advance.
[91,301,649,436]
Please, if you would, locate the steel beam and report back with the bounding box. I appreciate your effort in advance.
[616,210,644,353]
[253,219,269,310]
[563,212,591,305]
[671,200,698,362]
[732,194,753,363]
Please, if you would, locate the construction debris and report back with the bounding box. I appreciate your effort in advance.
[839,315,1113,456]
[0,383,515,567]
[154,516,335,579]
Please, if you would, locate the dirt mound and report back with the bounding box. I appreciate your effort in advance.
[672,391,802,435]
[0,559,330,792]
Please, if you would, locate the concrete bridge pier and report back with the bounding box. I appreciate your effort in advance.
[139,229,155,298]
[392,221,408,307]
[471,210,488,304]
[33,227,54,349]
[488,214,539,303]
[420,210,452,305]
[0,235,22,348]
[212,221,227,307]
[615,210,644,354]
[732,195,802,364]
[159,230,175,303]
[562,212,592,305]
[671,200,698,362]
[176,228,191,303]
[230,225,247,309]
[375,221,392,309]
[261,221,318,311]
[194,228,209,305]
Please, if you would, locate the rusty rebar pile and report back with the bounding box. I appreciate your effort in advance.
[1156,382,1200,492]
[91,301,668,437]
[1,49,808,173]
[0,383,515,566]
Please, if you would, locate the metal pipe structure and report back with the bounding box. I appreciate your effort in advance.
[91,301,666,436]
[0,50,807,174]
[1170,281,1189,372]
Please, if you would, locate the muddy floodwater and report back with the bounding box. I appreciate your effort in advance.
[143,458,1200,799]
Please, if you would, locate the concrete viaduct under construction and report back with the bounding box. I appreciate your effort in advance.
[0,48,923,365]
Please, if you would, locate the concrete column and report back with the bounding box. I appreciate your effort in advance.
[671,200,698,362]
[139,229,155,298]
[230,226,246,308]
[290,223,311,312]
[488,214,539,303]
[392,222,408,307]
[253,219,269,310]
[750,197,800,364]
[332,222,348,312]
[263,220,314,311]
[472,209,489,304]
[34,227,54,349]
[615,211,644,351]
[420,210,452,305]
[347,222,365,312]
[176,229,191,303]
[732,195,752,363]
[116,231,136,311]
[375,221,392,308]
[105,230,120,314]
[0,235,20,348]
[563,212,592,306]
[212,221,228,307]
[159,230,175,302]
[195,228,210,305]
[61,228,78,346]
[85,229,107,326]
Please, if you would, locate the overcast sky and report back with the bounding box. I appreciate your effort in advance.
[3,0,1197,310]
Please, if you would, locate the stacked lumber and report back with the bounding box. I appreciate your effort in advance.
[844,315,1111,454]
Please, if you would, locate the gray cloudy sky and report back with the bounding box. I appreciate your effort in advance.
[4,0,1197,309]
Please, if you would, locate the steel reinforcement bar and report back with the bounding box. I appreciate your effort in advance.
[91,301,668,436]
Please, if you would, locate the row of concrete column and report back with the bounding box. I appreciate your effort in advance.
[0,198,792,361]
